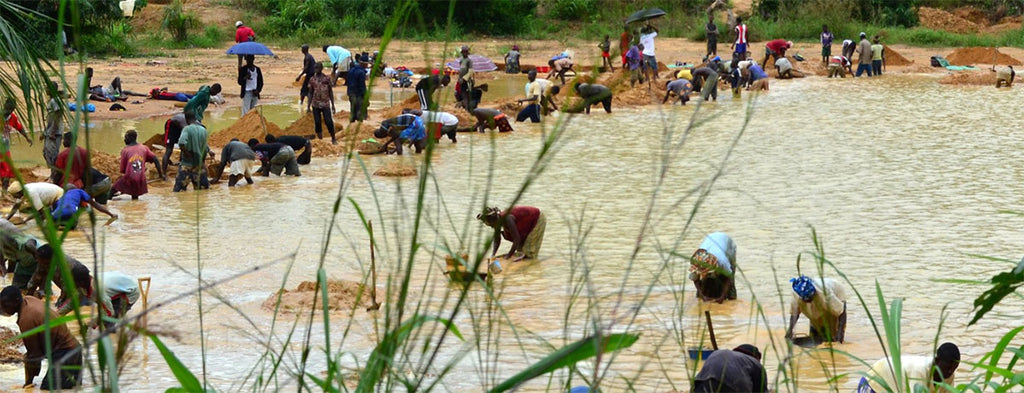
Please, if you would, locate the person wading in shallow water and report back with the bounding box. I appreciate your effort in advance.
[477,206,546,262]
[858,342,960,393]
[0,286,83,390]
[785,275,847,343]
[689,232,736,303]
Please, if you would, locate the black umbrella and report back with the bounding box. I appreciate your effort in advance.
[625,8,666,24]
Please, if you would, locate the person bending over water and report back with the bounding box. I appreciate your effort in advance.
[785,275,847,343]
[573,83,612,114]
[477,206,546,261]
[858,342,960,393]
[689,232,736,303]
[471,108,514,133]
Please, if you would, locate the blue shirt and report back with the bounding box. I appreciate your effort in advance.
[399,116,426,141]
[52,188,90,219]
[750,65,768,81]
[346,64,367,96]
[326,46,350,65]
[698,232,736,273]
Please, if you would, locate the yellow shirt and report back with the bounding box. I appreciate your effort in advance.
[526,80,544,100]
[676,69,693,80]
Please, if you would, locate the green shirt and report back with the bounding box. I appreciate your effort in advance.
[177,124,209,168]
[3,233,41,277]
[183,85,212,122]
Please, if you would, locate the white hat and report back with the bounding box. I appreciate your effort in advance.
[7,181,22,195]
[859,32,866,37]
[236,21,243,27]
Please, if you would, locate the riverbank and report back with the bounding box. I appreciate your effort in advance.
[61,37,1024,121]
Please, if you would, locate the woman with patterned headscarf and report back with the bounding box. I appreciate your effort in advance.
[786,275,848,343]
[689,232,737,303]
[477,206,546,262]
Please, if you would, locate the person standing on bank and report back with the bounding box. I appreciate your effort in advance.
[295,44,316,106]
[855,32,874,77]
[306,63,337,144]
[238,54,263,115]
[705,14,718,58]
[234,21,255,67]
[346,56,368,123]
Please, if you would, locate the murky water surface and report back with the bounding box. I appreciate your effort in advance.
[2,75,1023,392]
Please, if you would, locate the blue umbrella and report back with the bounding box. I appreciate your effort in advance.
[226,41,275,56]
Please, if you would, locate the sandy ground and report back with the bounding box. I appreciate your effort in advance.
[67,38,1024,122]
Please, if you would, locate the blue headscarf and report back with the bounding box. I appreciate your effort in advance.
[790,276,816,301]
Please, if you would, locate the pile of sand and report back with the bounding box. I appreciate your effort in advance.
[281,112,316,136]
[143,133,165,149]
[0,326,22,363]
[378,95,422,120]
[952,6,990,25]
[373,160,417,177]
[883,45,913,66]
[92,151,123,182]
[985,19,1023,34]
[336,122,380,153]
[918,7,979,33]
[208,110,282,148]
[946,47,1021,66]
[938,70,994,85]
[310,138,348,157]
[262,279,381,314]
[16,166,51,184]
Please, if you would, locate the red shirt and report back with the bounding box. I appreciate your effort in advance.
[766,39,789,52]
[4,113,23,132]
[55,146,89,188]
[504,206,540,240]
[619,32,630,51]
[235,26,255,43]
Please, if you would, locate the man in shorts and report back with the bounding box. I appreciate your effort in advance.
[210,139,256,187]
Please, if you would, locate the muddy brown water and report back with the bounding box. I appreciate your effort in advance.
[1,75,1022,391]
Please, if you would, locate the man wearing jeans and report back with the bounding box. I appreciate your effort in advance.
[855,32,874,77]
[638,25,659,82]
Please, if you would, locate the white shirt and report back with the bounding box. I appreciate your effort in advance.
[98,271,141,316]
[865,356,954,393]
[524,78,552,97]
[790,277,846,329]
[244,67,258,92]
[640,32,657,56]
[420,110,458,127]
[23,183,64,211]
[775,57,793,73]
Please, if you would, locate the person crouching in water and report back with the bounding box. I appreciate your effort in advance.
[373,112,427,155]
[785,275,847,343]
[663,78,692,105]
[995,65,1015,88]
[689,232,736,303]
[477,206,546,262]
